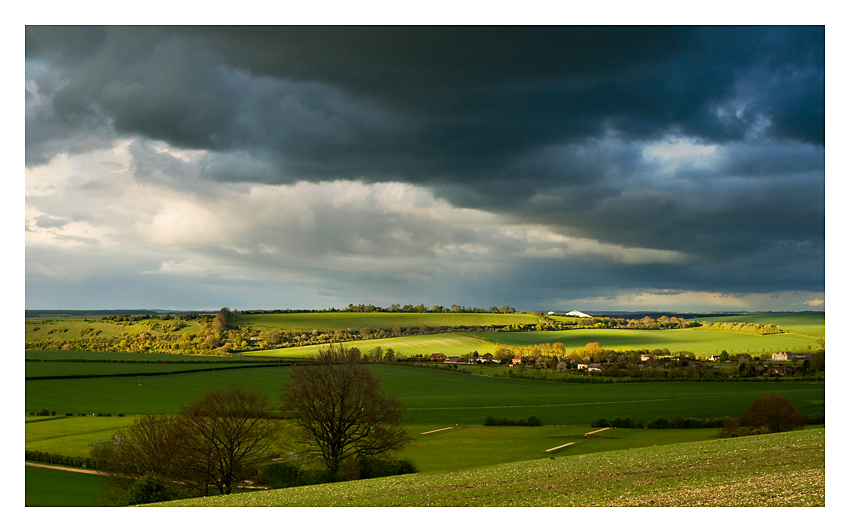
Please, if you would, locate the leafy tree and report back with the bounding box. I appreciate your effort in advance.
[281,343,411,478]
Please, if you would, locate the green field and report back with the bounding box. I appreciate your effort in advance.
[25,317,204,343]
[25,465,105,506]
[152,428,825,507]
[404,424,724,473]
[471,327,819,355]
[26,415,137,456]
[26,364,824,424]
[231,312,539,332]
[699,312,825,338]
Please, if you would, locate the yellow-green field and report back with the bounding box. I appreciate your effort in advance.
[254,332,498,358]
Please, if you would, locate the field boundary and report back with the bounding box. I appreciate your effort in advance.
[25,363,285,381]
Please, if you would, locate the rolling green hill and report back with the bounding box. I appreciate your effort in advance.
[151,428,825,507]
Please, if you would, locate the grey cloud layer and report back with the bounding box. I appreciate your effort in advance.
[24,26,824,309]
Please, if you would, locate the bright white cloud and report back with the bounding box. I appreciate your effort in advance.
[643,136,718,163]
[27,136,694,292]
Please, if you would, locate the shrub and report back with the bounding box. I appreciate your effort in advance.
[258,462,306,489]
[806,412,825,425]
[647,416,670,429]
[484,415,543,427]
[739,394,807,433]
[120,474,178,506]
[610,416,635,428]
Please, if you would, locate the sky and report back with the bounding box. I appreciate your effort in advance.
[24,24,827,312]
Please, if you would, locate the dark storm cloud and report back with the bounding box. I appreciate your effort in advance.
[25,25,825,303]
[25,26,824,167]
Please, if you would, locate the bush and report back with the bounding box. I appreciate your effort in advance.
[258,462,306,489]
[647,416,670,429]
[670,416,703,429]
[120,474,178,506]
[806,412,825,425]
[610,416,634,428]
[739,394,807,433]
[590,418,609,428]
[484,415,543,426]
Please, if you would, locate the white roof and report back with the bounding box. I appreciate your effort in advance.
[566,310,592,317]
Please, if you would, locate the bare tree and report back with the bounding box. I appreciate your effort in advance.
[281,343,411,478]
[94,414,184,505]
[176,387,280,495]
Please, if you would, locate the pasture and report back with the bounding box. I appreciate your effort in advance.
[25,317,204,343]
[153,428,825,507]
[231,312,539,332]
[699,312,825,338]
[471,327,819,355]
[26,363,825,424]
[25,465,105,506]
[26,415,136,456]
[404,424,723,472]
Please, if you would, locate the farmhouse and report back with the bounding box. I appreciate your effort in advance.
[430,353,447,361]
[444,356,462,364]
[772,352,807,361]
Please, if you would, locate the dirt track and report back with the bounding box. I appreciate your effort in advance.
[25,461,102,475]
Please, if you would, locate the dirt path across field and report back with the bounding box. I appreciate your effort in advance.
[25,461,102,475]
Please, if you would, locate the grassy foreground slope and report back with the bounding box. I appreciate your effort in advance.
[154,428,824,507]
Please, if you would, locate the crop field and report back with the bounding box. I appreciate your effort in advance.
[25,317,204,343]
[153,428,825,507]
[471,327,819,355]
[25,465,105,506]
[26,415,136,456]
[255,332,498,358]
[699,312,825,338]
[231,312,539,332]
[26,363,824,424]
[404,424,725,473]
